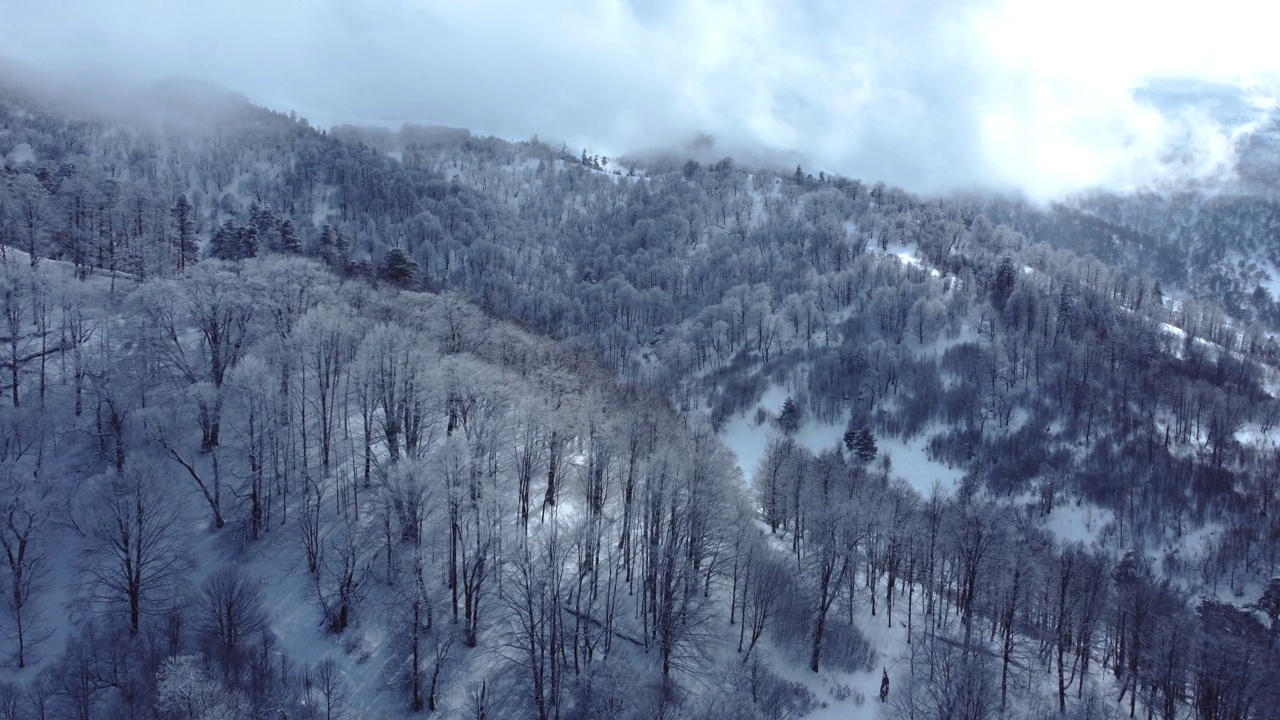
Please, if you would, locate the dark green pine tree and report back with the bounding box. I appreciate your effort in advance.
[1256,576,1280,638]
[778,397,801,434]
[173,194,198,272]
[208,221,242,260]
[316,223,349,272]
[316,223,337,264]
[853,428,877,462]
[844,423,877,462]
[239,226,260,259]
[991,256,1017,311]
[249,202,281,251]
[378,246,419,289]
[278,220,302,254]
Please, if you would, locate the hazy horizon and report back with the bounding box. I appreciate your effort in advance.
[5,0,1280,198]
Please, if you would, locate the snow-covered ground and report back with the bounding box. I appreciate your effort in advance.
[1043,502,1112,548]
[881,241,940,277]
[874,434,965,496]
[720,386,790,482]
[720,388,964,496]
[1235,421,1280,447]
[756,605,908,720]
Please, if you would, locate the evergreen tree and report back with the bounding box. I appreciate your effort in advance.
[239,226,260,259]
[378,246,419,289]
[1255,576,1280,637]
[316,223,349,272]
[208,221,242,260]
[173,194,198,272]
[316,223,335,263]
[854,428,877,462]
[778,397,801,434]
[248,203,280,251]
[844,423,877,462]
[991,256,1017,311]
[278,220,302,254]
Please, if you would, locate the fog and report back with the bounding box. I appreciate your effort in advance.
[5,0,1280,198]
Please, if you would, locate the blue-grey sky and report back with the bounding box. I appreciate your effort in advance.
[4,0,1279,197]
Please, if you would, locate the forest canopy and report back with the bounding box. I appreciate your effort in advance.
[0,74,1278,720]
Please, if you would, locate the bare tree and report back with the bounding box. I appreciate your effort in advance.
[500,524,570,720]
[83,460,189,635]
[954,501,999,649]
[509,398,547,530]
[640,425,734,677]
[753,434,797,534]
[0,467,51,668]
[156,654,251,720]
[805,492,862,673]
[292,305,361,476]
[315,517,367,634]
[0,681,19,720]
[195,565,270,685]
[152,408,226,530]
[888,634,997,720]
[297,473,325,575]
[59,281,99,417]
[737,536,787,661]
[307,657,348,720]
[11,174,48,267]
[385,538,454,714]
[0,263,33,408]
[226,357,278,540]
[354,323,437,464]
[138,261,262,452]
[993,514,1041,712]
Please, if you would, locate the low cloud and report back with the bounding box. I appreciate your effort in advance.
[5,0,1278,198]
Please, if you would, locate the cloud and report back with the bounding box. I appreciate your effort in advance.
[4,0,1279,198]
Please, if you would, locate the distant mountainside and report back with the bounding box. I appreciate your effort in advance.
[127,77,255,117]
[1135,76,1280,194]
[1236,119,1280,191]
[1135,77,1272,132]
[2,69,1280,720]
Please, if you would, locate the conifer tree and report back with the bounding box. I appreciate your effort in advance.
[378,246,419,289]
[778,397,801,434]
[844,423,877,462]
[991,256,1017,311]
[278,220,302,254]
[173,194,198,272]
[208,221,241,260]
[316,224,349,272]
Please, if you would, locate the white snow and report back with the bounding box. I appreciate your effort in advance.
[877,241,942,277]
[719,385,964,499]
[1235,422,1280,447]
[884,242,922,270]
[1043,502,1112,548]
[874,433,965,497]
[794,419,963,499]
[720,386,790,481]
[1159,322,1187,340]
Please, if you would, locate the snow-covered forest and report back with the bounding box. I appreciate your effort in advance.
[0,69,1279,720]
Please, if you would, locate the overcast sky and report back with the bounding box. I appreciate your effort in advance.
[5,0,1280,197]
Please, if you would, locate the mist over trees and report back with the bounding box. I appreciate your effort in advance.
[0,72,1278,719]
